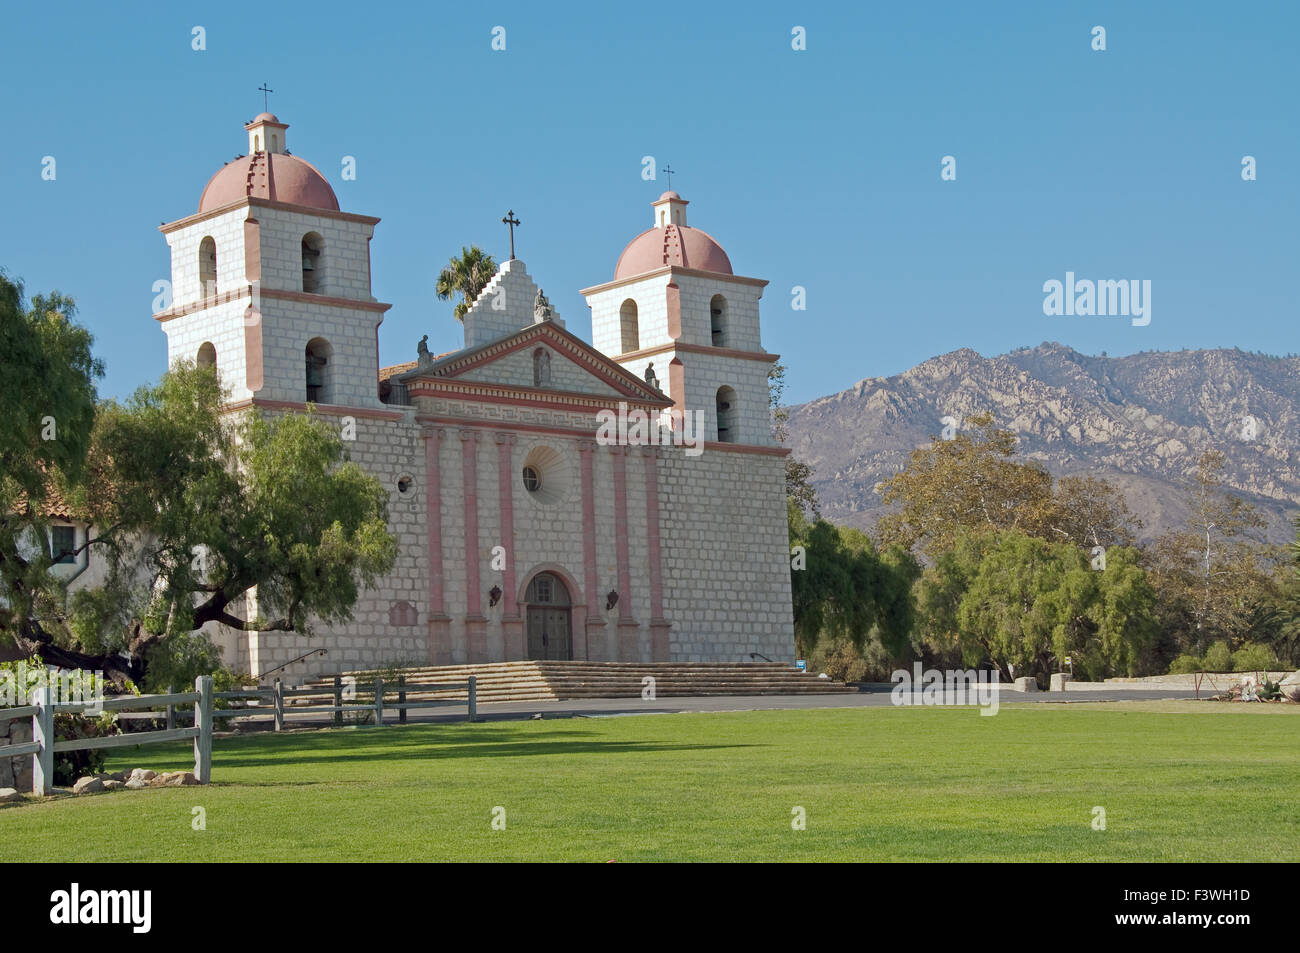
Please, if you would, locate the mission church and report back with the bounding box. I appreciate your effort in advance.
[153,111,794,679]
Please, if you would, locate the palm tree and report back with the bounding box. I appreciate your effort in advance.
[436,245,498,322]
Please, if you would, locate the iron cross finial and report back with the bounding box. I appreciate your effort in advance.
[663,163,675,190]
[258,83,274,112]
[502,210,521,260]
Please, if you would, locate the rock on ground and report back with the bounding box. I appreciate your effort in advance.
[147,771,197,787]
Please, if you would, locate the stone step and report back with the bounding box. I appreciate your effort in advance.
[296,660,852,702]
[298,673,838,685]
[321,670,823,684]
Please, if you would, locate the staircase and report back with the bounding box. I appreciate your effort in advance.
[300,661,855,704]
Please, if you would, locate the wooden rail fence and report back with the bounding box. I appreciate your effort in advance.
[0,675,476,796]
[210,675,477,731]
[0,676,212,796]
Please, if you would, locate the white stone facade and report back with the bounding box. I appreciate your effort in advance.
[155,117,794,681]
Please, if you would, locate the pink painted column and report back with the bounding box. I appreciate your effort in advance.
[610,445,639,660]
[668,357,686,423]
[665,281,682,340]
[495,432,523,660]
[642,446,671,661]
[578,440,601,661]
[460,429,487,663]
[421,427,451,664]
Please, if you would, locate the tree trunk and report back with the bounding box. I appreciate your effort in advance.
[16,627,143,688]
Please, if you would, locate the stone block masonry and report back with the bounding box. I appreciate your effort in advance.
[157,118,795,677]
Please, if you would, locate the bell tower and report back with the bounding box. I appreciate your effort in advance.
[581,192,777,447]
[155,112,389,410]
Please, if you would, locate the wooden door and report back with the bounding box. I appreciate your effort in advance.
[524,572,572,660]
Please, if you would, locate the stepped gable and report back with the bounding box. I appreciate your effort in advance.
[461,258,565,349]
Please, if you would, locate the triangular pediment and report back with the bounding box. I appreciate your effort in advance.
[397,321,671,408]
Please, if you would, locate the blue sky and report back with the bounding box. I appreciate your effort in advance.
[1,0,1296,404]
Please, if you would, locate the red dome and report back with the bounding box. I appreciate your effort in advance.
[198,152,339,214]
[614,224,732,280]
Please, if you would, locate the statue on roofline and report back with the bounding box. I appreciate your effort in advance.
[533,288,553,323]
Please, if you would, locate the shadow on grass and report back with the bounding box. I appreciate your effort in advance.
[133,723,761,771]
[214,740,755,769]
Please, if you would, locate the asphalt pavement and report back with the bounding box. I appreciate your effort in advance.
[372,685,1207,725]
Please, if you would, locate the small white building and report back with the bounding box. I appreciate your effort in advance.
[154,112,794,679]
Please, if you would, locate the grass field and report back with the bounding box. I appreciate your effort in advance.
[2,702,1296,861]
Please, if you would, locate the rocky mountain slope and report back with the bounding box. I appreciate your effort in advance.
[786,342,1300,544]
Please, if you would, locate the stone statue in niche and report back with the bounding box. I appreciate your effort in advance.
[533,348,551,387]
[533,288,553,323]
[644,362,659,390]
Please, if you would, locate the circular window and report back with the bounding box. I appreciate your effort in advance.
[522,466,541,493]
[396,475,414,495]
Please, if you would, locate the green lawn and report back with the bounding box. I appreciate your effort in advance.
[3,702,1297,861]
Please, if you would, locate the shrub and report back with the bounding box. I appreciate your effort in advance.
[51,711,120,786]
[1256,679,1284,701]
[1,657,126,784]
[209,667,256,710]
[1168,654,1204,674]
[0,656,113,705]
[143,630,225,694]
[1232,643,1279,673]
[817,641,870,683]
[1203,642,1233,673]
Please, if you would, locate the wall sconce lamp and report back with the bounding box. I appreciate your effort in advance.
[606,590,619,612]
[488,585,502,608]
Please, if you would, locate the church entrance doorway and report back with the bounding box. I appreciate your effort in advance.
[524,572,572,660]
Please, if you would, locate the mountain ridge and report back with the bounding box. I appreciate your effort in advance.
[787,342,1300,543]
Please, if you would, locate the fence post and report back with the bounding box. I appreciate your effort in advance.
[165,683,175,731]
[194,675,212,784]
[273,679,284,732]
[398,675,407,725]
[468,676,477,723]
[333,674,343,726]
[32,684,54,795]
[374,677,384,726]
